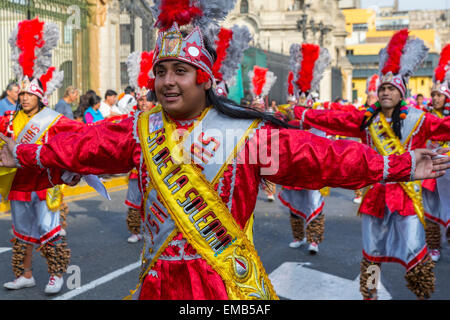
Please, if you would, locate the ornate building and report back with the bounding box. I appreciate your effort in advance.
[223,0,353,102]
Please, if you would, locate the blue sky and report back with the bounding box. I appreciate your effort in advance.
[361,0,450,10]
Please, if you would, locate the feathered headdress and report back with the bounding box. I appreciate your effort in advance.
[378,29,429,98]
[212,25,252,81]
[150,0,237,83]
[9,18,63,106]
[366,74,380,95]
[289,43,330,106]
[431,44,450,99]
[126,50,155,99]
[248,65,277,101]
[286,71,296,102]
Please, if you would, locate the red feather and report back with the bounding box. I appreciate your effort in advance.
[367,74,379,92]
[138,51,154,88]
[156,0,203,30]
[382,29,409,75]
[196,68,210,84]
[16,18,45,78]
[252,66,268,96]
[39,66,55,93]
[287,71,294,95]
[297,44,320,93]
[435,44,450,82]
[212,27,233,82]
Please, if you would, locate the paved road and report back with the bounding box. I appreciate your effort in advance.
[0,187,449,300]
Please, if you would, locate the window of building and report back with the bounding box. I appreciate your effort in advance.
[240,0,249,14]
[120,62,129,87]
[120,24,131,45]
[353,23,368,31]
[63,24,73,45]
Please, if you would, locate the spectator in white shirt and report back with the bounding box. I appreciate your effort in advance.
[99,89,121,118]
[117,86,136,115]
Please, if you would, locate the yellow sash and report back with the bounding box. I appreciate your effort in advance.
[138,108,278,300]
[368,113,426,226]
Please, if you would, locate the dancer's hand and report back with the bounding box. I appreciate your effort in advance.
[0,133,18,168]
[413,148,450,180]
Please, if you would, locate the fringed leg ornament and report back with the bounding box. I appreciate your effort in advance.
[425,219,441,250]
[359,257,381,300]
[11,238,28,278]
[306,213,325,244]
[40,237,71,277]
[59,201,69,230]
[289,213,305,241]
[127,208,141,235]
[404,256,435,300]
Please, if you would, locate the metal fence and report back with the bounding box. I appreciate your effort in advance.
[0,0,90,106]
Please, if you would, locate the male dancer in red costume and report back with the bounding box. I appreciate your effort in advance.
[0,18,87,294]
[292,29,450,300]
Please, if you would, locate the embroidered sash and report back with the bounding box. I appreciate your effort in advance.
[368,112,426,226]
[0,108,62,206]
[136,106,278,300]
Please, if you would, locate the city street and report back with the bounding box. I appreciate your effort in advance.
[0,185,449,300]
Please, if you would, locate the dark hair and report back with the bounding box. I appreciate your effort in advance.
[1,82,19,100]
[105,89,117,99]
[124,86,135,94]
[78,89,97,114]
[417,94,423,99]
[360,101,403,139]
[73,107,83,119]
[89,95,102,107]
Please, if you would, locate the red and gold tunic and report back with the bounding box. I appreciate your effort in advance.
[0,110,86,201]
[11,109,417,299]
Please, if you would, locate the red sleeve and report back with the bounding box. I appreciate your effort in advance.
[294,106,366,138]
[424,113,450,142]
[245,123,412,190]
[15,115,139,178]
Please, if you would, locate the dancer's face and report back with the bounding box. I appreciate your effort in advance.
[154,60,212,120]
[19,92,39,116]
[378,84,402,110]
[431,91,445,111]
